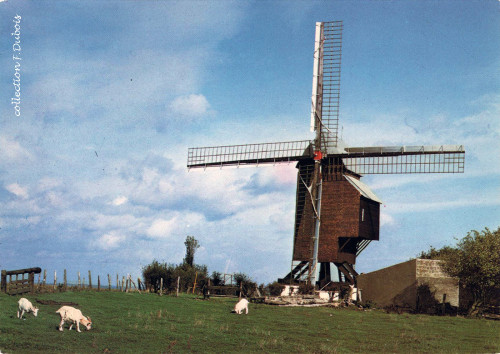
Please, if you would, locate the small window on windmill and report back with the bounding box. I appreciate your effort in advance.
[361,208,365,222]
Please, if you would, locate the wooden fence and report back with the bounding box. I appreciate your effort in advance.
[1,268,245,297]
[1,267,42,295]
[1,268,143,294]
[35,270,144,292]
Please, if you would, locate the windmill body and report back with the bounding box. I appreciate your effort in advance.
[187,21,465,286]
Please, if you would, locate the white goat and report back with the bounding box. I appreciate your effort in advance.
[234,298,249,315]
[17,298,39,319]
[56,306,92,332]
[347,284,359,304]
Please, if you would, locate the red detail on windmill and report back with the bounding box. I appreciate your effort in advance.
[314,150,323,160]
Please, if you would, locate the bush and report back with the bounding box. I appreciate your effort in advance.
[142,260,175,293]
[266,282,285,296]
[142,260,208,294]
[234,273,257,296]
[298,283,315,295]
[362,300,377,309]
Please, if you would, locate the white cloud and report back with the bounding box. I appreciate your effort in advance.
[26,216,42,226]
[453,96,500,175]
[385,196,500,215]
[0,136,32,163]
[253,165,297,187]
[146,212,205,239]
[93,214,141,232]
[38,177,62,192]
[368,174,456,191]
[45,191,67,208]
[112,196,128,206]
[146,217,178,239]
[169,94,211,118]
[94,231,125,250]
[380,211,395,226]
[30,75,84,116]
[141,168,160,185]
[5,183,29,199]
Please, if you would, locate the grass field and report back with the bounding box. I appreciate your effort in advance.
[0,291,498,353]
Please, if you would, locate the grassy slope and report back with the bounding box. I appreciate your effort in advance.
[0,291,498,353]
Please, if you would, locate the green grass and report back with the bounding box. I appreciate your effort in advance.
[0,291,498,353]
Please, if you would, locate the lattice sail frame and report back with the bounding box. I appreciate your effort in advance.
[187,140,312,168]
[311,21,343,153]
[342,145,465,174]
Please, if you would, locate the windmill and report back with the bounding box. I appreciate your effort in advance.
[187,21,465,287]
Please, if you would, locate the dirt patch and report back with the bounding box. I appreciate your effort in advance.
[36,299,79,306]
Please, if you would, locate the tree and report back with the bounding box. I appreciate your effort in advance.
[142,260,175,293]
[211,271,222,286]
[175,262,208,292]
[183,235,200,267]
[234,272,257,296]
[418,245,455,260]
[419,227,500,315]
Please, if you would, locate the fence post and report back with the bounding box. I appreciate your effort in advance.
[192,272,198,294]
[54,270,57,290]
[129,276,139,293]
[78,272,81,288]
[63,269,67,290]
[97,275,101,292]
[205,278,211,300]
[121,276,125,291]
[108,274,111,291]
[88,270,92,289]
[28,272,34,293]
[116,274,119,289]
[43,269,47,286]
[176,276,180,297]
[1,270,6,293]
[160,278,163,296]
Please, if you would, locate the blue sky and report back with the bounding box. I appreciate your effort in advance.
[0,0,499,285]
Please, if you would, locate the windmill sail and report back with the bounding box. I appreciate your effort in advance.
[311,21,343,153]
[187,140,312,168]
[340,145,465,174]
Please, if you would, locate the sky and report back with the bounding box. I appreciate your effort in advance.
[0,0,499,285]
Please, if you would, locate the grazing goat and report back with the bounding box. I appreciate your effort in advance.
[234,298,249,315]
[17,298,39,319]
[56,306,92,332]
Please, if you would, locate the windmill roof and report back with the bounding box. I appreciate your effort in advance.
[344,175,383,204]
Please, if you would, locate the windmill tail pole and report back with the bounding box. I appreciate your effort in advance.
[311,177,322,285]
[308,160,323,286]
